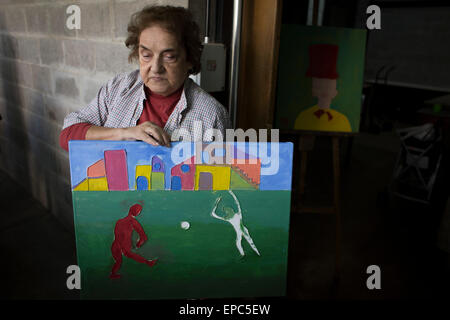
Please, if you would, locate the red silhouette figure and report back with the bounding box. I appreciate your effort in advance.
[110,203,157,279]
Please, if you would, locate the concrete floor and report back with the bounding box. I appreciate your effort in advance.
[0,171,78,300]
[287,132,450,299]
[1,132,449,300]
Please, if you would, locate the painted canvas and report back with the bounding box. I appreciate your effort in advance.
[275,25,367,133]
[69,141,293,299]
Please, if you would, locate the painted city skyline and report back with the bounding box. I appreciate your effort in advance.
[69,141,293,191]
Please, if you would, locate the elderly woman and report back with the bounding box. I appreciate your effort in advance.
[60,5,230,151]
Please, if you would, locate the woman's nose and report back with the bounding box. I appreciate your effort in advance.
[151,56,164,73]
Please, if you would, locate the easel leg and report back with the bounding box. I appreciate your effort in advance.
[332,136,341,280]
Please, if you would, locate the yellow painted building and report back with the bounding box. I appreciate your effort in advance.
[88,177,109,191]
[73,179,89,191]
[135,165,152,190]
[195,165,231,190]
[73,177,109,191]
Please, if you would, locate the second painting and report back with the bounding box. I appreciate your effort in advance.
[275,25,367,133]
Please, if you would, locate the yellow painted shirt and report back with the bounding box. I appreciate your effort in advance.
[294,105,352,132]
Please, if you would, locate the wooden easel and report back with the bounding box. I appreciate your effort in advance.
[294,131,355,281]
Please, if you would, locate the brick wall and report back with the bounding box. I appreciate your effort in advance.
[0,0,189,232]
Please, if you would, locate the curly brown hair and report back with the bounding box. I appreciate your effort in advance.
[125,5,202,75]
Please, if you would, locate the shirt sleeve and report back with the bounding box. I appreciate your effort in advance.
[215,106,232,135]
[59,123,93,152]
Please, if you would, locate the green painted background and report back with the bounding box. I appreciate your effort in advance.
[73,190,291,299]
[275,25,367,131]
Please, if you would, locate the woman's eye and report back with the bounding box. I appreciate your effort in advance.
[164,54,176,62]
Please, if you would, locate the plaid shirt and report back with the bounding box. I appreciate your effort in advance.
[62,70,231,141]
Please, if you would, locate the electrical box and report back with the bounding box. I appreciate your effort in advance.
[190,42,226,92]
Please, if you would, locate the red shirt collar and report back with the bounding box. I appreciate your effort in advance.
[144,85,184,102]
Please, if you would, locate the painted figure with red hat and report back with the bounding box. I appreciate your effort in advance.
[294,44,352,132]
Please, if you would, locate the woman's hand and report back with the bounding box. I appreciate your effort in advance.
[122,121,171,147]
[85,122,171,147]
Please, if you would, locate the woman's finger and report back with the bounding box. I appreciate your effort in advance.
[137,131,160,146]
[140,122,171,147]
[143,126,166,146]
[160,131,171,147]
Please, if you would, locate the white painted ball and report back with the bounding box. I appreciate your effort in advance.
[181,221,190,230]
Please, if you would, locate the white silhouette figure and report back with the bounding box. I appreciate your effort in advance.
[211,190,260,256]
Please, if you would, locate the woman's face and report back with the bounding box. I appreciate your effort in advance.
[139,25,192,96]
